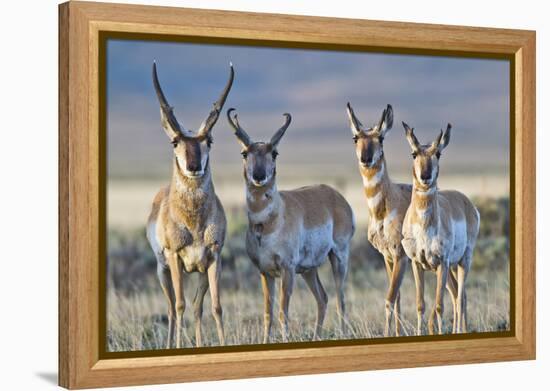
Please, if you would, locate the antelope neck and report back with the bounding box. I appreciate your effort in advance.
[246,180,281,226]
[361,157,390,185]
[169,157,214,227]
[412,178,439,228]
[361,157,390,216]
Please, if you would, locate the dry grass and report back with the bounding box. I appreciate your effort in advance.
[107,247,509,351]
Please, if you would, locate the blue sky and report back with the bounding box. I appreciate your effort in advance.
[106,39,509,179]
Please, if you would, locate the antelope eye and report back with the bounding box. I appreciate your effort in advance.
[436,151,441,159]
[412,152,418,159]
[241,151,248,159]
[379,136,384,144]
[272,150,279,160]
[171,141,178,148]
[206,137,213,148]
[353,136,359,144]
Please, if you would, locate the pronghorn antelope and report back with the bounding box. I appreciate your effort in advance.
[227,108,355,343]
[146,62,234,348]
[346,103,411,337]
[401,122,480,335]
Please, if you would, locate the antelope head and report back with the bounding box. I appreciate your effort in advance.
[152,62,234,178]
[403,122,452,189]
[227,108,292,187]
[346,103,393,169]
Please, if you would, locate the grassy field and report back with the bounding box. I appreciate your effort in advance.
[106,195,510,351]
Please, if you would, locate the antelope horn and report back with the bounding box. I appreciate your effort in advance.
[199,62,235,136]
[152,61,184,136]
[227,108,251,147]
[346,102,363,135]
[270,113,292,147]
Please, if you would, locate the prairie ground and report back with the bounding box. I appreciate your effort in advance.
[106,192,510,351]
[107,261,509,351]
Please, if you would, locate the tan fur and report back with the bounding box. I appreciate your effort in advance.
[229,111,354,342]
[401,123,480,335]
[245,180,354,342]
[347,103,410,337]
[147,161,227,348]
[357,157,411,337]
[147,186,168,228]
[147,63,233,348]
[154,163,226,269]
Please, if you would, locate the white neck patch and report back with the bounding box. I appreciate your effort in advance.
[248,199,276,224]
[362,161,385,187]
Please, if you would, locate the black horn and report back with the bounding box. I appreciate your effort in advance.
[227,108,251,147]
[270,113,292,147]
[199,63,235,136]
[152,62,184,137]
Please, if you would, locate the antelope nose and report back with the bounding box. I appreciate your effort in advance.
[361,156,373,166]
[187,161,201,173]
[252,170,266,183]
[421,172,431,182]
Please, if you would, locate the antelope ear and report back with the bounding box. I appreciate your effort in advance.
[439,123,452,151]
[346,102,362,136]
[403,121,420,152]
[378,104,394,137]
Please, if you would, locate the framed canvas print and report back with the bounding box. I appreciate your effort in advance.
[58,1,536,389]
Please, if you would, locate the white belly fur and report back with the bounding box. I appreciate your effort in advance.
[405,217,469,267]
[296,223,334,271]
[447,218,468,264]
[252,220,335,275]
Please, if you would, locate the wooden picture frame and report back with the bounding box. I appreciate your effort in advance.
[58,1,536,388]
